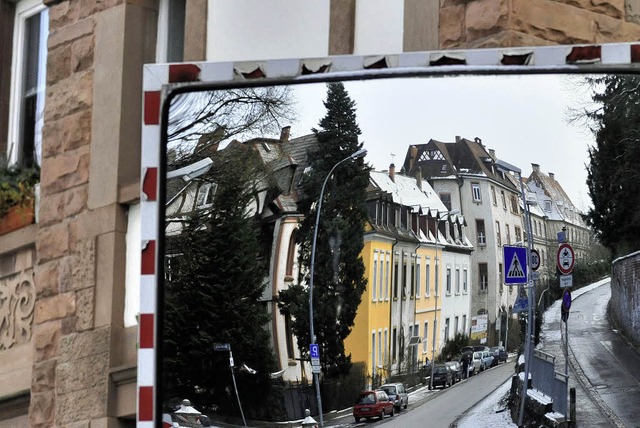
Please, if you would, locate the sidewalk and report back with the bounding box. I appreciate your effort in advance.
[457,278,614,428]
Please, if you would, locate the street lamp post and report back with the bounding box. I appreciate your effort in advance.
[429,208,459,391]
[309,148,367,428]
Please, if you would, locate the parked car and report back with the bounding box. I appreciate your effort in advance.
[480,350,494,370]
[473,345,490,353]
[445,361,462,383]
[472,351,484,373]
[353,390,395,422]
[379,383,408,411]
[491,346,508,364]
[461,346,475,355]
[429,364,453,389]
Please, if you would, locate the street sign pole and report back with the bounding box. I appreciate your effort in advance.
[213,344,247,427]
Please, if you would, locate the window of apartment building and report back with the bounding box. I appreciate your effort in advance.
[423,321,428,352]
[505,225,511,245]
[392,327,397,362]
[479,263,488,292]
[500,190,507,210]
[383,329,388,365]
[491,185,497,205]
[402,254,408,297]
[285,314,295,359]
[446,267,451,294]
[412,324,419,365]
[515,226,522,243]
[393,258,399,298]
[379,254,384,301]
[415,259,421,297]
[285,232,297,278]
[471,182,481,202]
[385,257,390,299]
[476,219,486,246]
[544,200,552,212]
[463,268,468,293]
[463,315,467,334]
[378,330,382,369]
[195,182,215,209]
[511,194,519,213]
[432,320,437,351]
[455,268,460,294]
[425,261,430,296]
[8,0,48,167]
[495,221,502,246]
[454,316,459,335]
[439,192,452,211]
[434,262,439,296]
[372,257,378,300]
[410,256,416,298]
[499,262,503,293]
[372,332,376,370]
[444,318,450,342]
[156,0,185,63]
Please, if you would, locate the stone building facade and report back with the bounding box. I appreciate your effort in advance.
[2,1,640,426]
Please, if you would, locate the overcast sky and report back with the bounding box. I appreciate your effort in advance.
[287,74,596,212]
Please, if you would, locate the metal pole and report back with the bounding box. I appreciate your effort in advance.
[308,149,367,427]
[565,314,569,380]
[229,351,248,428]
[517,171,535,427]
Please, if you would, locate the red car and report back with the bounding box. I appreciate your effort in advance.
[353,390,395,422]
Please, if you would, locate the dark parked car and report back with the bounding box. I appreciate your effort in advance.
[429,364,453,389]
[353,390,395,422]
[379,383,408,411]
[491,346,508,364]
[445,361,462,383]
[461,346,474,355]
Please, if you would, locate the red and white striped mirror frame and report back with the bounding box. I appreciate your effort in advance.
[138,42,640,426]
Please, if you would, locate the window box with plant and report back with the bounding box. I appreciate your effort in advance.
[0,160,39,235]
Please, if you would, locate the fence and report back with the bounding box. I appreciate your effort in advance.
[529,349,567,415]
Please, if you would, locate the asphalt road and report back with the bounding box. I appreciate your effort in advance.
[569,282,640,428]
[324,360,515,427]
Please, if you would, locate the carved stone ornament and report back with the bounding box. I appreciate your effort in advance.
[0,271,35,350]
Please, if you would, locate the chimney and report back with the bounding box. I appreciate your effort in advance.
[389,163,395,182]
[488,149,496,160]
[280,126,291,142]
[416,167,422,190]
[549,172,555,180]
[409,145,418,172]
[455,135,461,143]
[531,163,540,172]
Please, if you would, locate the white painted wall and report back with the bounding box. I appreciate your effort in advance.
[206,0,330,61]
[354,0,404,55]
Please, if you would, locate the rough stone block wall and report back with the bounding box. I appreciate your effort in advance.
[611,252,640,345]
[440,0,640,49]
[30,1,115,426]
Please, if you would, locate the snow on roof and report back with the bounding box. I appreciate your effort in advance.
[370,170,447,213]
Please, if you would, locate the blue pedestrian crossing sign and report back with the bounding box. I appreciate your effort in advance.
[503,246,527,284]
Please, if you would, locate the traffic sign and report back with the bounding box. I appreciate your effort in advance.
[310,344,319,359]
[213,343,230,351]
[557,243,575,275]
[530,249,540,271]
[561,289,572,322]
[559,274,573,289]
[503,246,528,284]
[513,294,529,313]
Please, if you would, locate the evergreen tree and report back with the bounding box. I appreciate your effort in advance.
[279,82,370,376]
[163,143,277,417]
[583,75,640,256]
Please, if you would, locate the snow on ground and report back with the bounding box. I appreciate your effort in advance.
[456,379,516,427]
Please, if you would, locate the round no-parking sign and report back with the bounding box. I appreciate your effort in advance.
[557,243,575,275]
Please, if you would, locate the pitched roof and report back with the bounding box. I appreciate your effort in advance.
[403,137,517,191]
